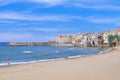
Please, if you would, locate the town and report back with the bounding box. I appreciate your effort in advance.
[56,29,120,47]
[9,29,120,48]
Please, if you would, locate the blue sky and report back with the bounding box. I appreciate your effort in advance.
[0,0,120,42]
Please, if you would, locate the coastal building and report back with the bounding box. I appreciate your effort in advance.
[117,29,120,36]
[103,31,109,44]
[75,33,100,47]
[74,33,84,46]
[103,30,117,44]
[56,29,120,47]
[89,33,101,47]
[80,34,88,47]
[56,34,75,46]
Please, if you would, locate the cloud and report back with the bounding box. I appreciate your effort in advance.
[1,0,119,10]
[28,28,58,32]
[0,27,59,33]
[0,12,71,22]
[0,33,34,42]
[29,0,66,6]
[0,20,16,24]
[0,32,55,42]
[72,0,120,10]
[16,28,58,32]
[86,16,120,24]
[0,11,119,25]
[0,0,13,6]
[74,4,120,10]
[0,0,67,6]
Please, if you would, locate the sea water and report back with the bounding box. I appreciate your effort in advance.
[0,45,103,67]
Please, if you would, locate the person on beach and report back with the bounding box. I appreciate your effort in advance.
[7,59,10,65]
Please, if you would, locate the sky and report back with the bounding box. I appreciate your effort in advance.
[0,0,120,42]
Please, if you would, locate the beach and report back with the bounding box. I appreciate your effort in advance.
[0,46,120,80]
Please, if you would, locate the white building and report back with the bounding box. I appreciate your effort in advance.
[56,34,75,44]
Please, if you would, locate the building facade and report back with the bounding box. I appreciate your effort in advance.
[56,34,75,45]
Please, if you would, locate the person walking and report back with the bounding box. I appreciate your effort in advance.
[7,59,11,65]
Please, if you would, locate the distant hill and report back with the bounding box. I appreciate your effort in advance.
[0,42,9,46]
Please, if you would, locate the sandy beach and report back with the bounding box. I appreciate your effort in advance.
[0,47,120,80]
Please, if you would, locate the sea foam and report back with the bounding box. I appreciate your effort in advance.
[23,51,32,53]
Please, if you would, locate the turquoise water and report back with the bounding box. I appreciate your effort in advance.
[0,46,103,66]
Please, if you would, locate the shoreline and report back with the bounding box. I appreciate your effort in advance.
[0,46,120,80]
[0,47,114,68]
[0,47,111,68]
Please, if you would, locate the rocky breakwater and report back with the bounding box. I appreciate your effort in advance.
[8,42,51,46]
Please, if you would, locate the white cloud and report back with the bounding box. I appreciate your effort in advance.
[29,0,66,6]
[29,28,58,32]
[0,20,16,24]
[0,0,67,6]
[0,0,119,10]
[85,16,120,25]
[0,12,71,22]
[15,28,58,32]
[0,11,120,25]
[0,33,34,42]
[74,3,120,10]
[0,32,55,42]
[72,0,120,10]
[0,0,13,6]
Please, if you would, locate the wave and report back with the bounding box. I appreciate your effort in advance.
[98,48,112,54]
[0,48,112,67]
[67,55,86,59]
[0,63,8,67]
[55,51,59,53]
[67,48,112,59]
[0,58,64,67]
[68,48,74,50]
[23,51,32,54]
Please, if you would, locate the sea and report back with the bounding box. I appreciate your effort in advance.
[0,42,105,67]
